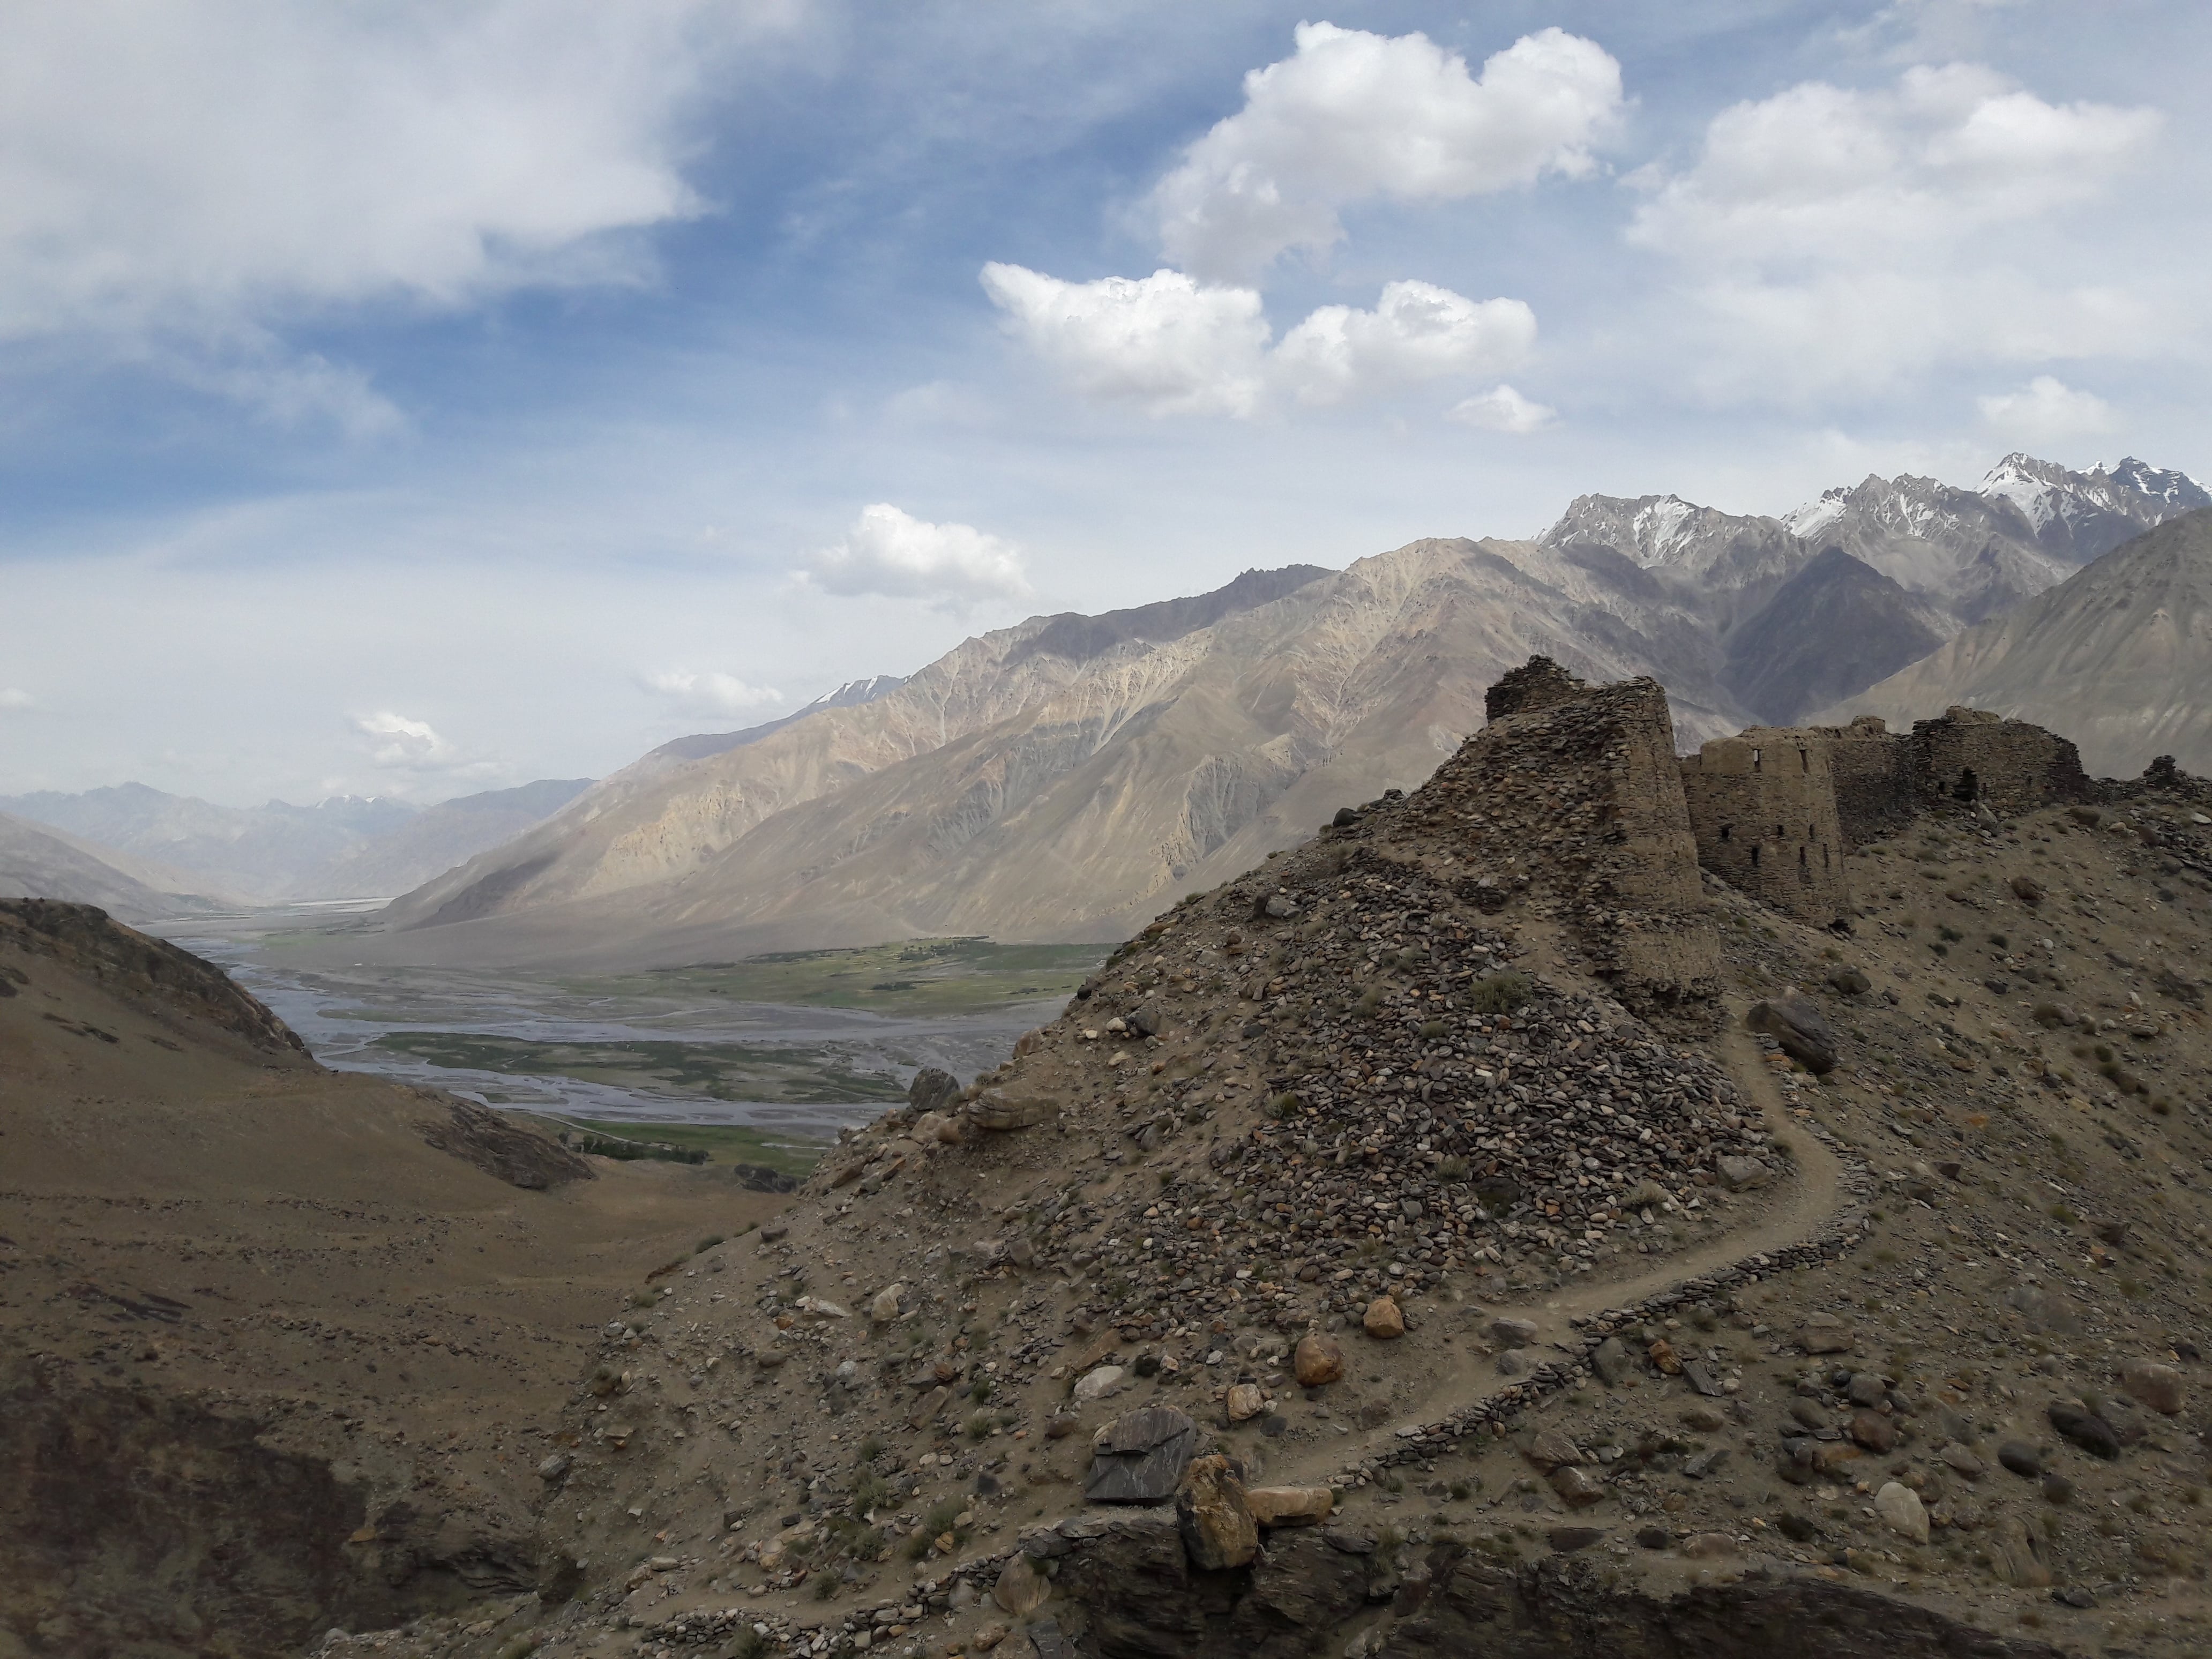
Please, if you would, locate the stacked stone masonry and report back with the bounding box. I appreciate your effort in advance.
[1445,660,1718,1014]
[1678,731,1851,926]
[1675,703,2095,921]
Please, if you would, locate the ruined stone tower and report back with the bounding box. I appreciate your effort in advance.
[1417,658,1719,1017]
[1679,729,1851,926]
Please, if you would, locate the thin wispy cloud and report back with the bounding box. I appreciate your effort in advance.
[0,0,797,426]
[638,670,784,720]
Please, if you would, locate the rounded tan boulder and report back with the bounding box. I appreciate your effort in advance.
[2122,1358,2185,1415]
[1175,1453,1259,1570]
[1225,1382,1266,1422]
[1362,1296,1406,1340]
[1294,1333,1343,1386]
[1245,1485,1334,1528]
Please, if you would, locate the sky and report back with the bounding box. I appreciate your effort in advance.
[2,0,2207,805]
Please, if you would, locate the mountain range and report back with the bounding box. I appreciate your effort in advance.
[0,777,592,905]
[9,453,2199,954]
[0,810,242,921]
[1822,505,2212,777]
[349,453,2207,969]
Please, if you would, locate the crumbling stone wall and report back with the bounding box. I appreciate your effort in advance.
[1815,715,1914,850]
[1909,705,2094,816]
[1429,661,1717,1016]
[1483,655,1586,722]
[1679,730,1850,925]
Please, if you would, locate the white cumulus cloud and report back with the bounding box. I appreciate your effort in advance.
[979,265,1270,418]
[983,265,1533,419]
[1153,24,1623,281]
[1629,64,2160,268]
[803,504,1032,609]
[1273,281,1535,407]
[1977,375,2117,442]
[638,670,785,720]
[1445,384,1557,434]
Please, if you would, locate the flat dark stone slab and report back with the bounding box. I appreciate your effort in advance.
[1085,1405,1201,1504]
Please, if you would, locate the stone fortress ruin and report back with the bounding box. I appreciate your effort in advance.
[1675,700,2095,924]
[1468,659,2096,936]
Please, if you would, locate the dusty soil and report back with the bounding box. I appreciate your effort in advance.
[0,902,784,1658]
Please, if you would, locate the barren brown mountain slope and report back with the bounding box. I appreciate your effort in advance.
[0,809,238,918]
[324,665,2212,1659]
[365,542,1752,971]
[0,900,776,1659]
[1824,509,2212,779]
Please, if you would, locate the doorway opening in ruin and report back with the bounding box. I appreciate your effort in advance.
[1953,767,1979,802]
[1718,825,1732,841]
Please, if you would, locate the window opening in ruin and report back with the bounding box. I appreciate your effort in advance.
[1822,846,1831,869]
[1751,748,1762,770]
[1807,821,1815,839]
[1953,767,1979,803]
[1750,844,1760,868]
[1775,823,1785,838]
[1800,749,1810,772]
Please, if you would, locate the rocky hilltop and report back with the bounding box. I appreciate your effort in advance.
[316,660,2212,1659]
[343,455,2204,975]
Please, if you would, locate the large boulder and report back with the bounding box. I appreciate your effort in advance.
[907,1066,963,1116]
[1746,995,1839,1074]
[2121,1358,2184,1415]
[1085,1406,1202,1504]
[1245,1486,1333,1528]
[2048,1401,2120,1460]
[1293,1333,1343,1387]
[1175,1454,1259,1570]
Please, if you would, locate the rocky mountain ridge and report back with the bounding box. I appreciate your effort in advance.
[349,454,2206,972]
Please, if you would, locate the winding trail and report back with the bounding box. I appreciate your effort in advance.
[1272,996,1859,1484]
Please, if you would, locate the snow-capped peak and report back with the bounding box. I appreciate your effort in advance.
[2108,456,2212,511]
[1977,452,2070,529]
[1781,488,1850,543]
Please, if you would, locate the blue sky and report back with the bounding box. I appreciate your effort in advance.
[2,0,2205,804]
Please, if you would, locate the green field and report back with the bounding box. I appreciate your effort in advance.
[574,937,1107,1017]
[518,1114,828,1177]
[369,1030,908,1106]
